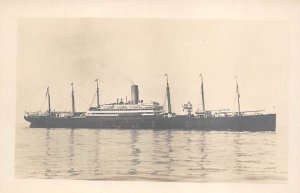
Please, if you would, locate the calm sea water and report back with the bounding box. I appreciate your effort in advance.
[15,127,287,182]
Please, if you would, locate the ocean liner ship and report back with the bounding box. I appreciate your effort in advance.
[24,75,276,131]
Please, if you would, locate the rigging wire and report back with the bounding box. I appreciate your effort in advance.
[233,94,236,113]
[233,83,238,113]
[169,90,173,113]
[39,95,47,112]
[196,87,201,112]
[163,88,167,112]
[90,93,96,108]
[53,95,68,112]
[77,94,90,106]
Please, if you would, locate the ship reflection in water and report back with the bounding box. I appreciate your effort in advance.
[15,127,286,182]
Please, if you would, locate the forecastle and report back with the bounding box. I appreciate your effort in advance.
[24,74,276,131]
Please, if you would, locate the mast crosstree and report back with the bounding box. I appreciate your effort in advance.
[24,75,276,131]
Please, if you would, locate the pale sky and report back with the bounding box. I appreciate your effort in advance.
[17,18,289,128]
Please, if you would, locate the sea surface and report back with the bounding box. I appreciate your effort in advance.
[15,127,287,182]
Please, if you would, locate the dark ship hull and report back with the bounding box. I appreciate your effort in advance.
[24,76,276,131]
[24,113,276,131]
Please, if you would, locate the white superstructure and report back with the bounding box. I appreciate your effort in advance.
[86,101,164,117]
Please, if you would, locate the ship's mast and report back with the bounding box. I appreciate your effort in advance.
[95,79,100,108]
[165,74,172,115]
[200,74,206,111]
[71,82,75,113]
[235,76,241,114]
[46,86,51,115]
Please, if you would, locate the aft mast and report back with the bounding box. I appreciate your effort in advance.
[235,76,241,115]
[95,79,100,108]
[71,83,75,113]
[200,74,206,111]
[46,87,51,115]
[164,74,172,116]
